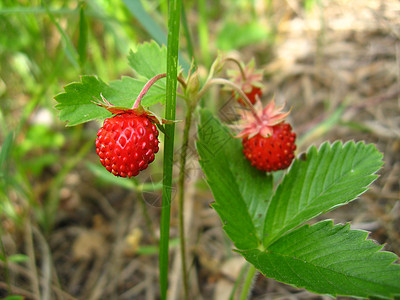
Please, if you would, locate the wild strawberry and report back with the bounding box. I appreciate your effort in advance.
[96,112,159,178]
[242,122,296,172]
[236,99,296,172]
[232,86,262,106]
[228,60,263,106]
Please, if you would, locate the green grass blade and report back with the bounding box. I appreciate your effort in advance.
[180,2,196,66]
[42,0,79,69]
[121,0,167,45]
[159,0,182,298]
[78,3,88,71]
[0,132,13,172]
[198,0,210,67]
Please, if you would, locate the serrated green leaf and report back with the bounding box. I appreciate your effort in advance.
[54,75,165,126]
[128,41,168,84]
[263,141,383,246]
[238,220,400,299]
[196,109,273,249]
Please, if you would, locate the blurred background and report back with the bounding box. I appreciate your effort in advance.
[0,0,399,299]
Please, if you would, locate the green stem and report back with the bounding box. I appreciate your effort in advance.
[177,106,193,300]
[229,263,249,300]
[239,264,257,300]
[160,0,181,299]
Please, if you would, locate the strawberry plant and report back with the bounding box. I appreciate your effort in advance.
[55,41,400,300]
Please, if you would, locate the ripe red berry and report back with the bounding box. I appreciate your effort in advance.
[228,60,263,107]
[95,112,159,178]
[242,122,296,172]
[233,86,262,106]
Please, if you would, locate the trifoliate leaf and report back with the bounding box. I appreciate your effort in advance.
[54,75,165,126]
[196,109,273,249]
[263,141,383,246]
[238,220,400,299]
[128,41,167,84]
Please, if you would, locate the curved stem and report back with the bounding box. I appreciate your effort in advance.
[177,105,193,300]
[196,78,262,123]
[132,73,187,109]
[239,264,257,300]
[133,73,167,108]
[223,57,246,80]
[177,75,188,89]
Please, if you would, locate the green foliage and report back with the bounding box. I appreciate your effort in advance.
[217,21,272,51]
[78,3,88,70]
[239,220,400,299]
[128,41,167,82]
[0,132,13,174]
[121,0,167,45]
[2,296,24,300]
[0,253,29,263]
[15,124,65,175]
[263,141,383,246]
[197,108,399,299]
[197,109,273,249]
[55,42,169,126]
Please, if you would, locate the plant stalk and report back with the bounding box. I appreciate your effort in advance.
[160,0,182,299]
[239,264,257,300]
[177,105,193,300]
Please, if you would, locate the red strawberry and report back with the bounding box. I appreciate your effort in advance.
[232,86,262,106]
[228,60,263,106]
[236,99,296,172]
[96,112,159,178]
[242,122,296,172]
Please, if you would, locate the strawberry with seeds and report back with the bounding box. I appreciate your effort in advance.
[236,99,296,172]
[94,73,172,178]
[96,111,160,178]
[228,60,263,106]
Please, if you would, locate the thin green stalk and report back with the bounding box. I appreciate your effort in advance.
[177,106,193,300]
[239,264,257,300]
[160,0,182,299]
[229,263,249,300]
